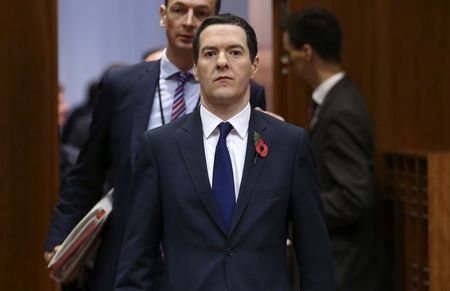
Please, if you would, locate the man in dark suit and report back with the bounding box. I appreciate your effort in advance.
[116,13,335,291]
[283,8,380,291]
[44,1,266,290]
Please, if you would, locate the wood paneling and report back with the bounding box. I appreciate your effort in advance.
[372,1,450,154]
[273,0,450,154]
[0,0,58,290]
[386,152,450,291]
[428,154,450,291]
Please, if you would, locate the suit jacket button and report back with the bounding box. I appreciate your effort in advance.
[226,248,235,256]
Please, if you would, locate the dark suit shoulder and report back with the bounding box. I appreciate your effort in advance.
[326,77,367,111]
[316,77,373,148]
[249,80,266,110]
[108,61,158,79]
[102,61,160,92]
[321,77,371,124]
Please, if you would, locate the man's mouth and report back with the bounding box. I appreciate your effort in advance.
[214,76,233,81]
[179,34,194,40]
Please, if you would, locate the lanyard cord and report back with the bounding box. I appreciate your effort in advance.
[156,79,166,125]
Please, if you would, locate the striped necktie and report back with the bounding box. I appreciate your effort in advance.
[171,71,190,121]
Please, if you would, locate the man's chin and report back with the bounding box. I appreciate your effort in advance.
[210,90,247,104]
[175,40,193,50]
[212,88,234,98]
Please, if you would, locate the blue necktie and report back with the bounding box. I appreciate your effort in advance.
[212,122,235,231]
[171,72,190,121]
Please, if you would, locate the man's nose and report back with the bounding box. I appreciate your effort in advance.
[216,52,228,69]
[183,9,194,27]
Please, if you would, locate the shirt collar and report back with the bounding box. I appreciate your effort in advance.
[200,103,251,140]
[312,71,345,105]
[160,49,194,79]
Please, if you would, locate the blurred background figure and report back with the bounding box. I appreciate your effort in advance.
[58,84,79,191]
[58,84,70,129]
[61,80,99,150]
[283,8,383,291]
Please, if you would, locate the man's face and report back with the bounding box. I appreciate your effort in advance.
[282,32,309,78]
[160,0,216,51]
[58,90,69,128]
[193,24,258,109]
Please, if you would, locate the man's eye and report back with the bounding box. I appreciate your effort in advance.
[229,50,242,56]
[171,7,184,14]
[204,51,216,57]
[195,10,211,19]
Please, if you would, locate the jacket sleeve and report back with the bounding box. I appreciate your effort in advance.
[44,69,113,251]
[290,129,336,291]
[115,133,163,290]
[320,110,374,231]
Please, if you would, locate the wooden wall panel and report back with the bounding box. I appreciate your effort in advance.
[273,0,450,153]
[375,1,450,152]
[428,154,450,291]
[0,0,58,290]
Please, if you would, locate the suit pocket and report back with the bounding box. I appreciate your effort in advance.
[254,186,289,199]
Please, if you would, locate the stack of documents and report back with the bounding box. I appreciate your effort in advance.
[47,189,113,282]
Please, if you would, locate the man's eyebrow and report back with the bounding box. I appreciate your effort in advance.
[227,44,245,51]
[170,2,212,10]
[201,46,218,52]
[201,44,245,51]
[195,5,213,10]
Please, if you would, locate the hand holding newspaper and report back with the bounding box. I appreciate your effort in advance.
[47,189,113,283]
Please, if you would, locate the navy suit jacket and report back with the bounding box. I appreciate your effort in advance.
[116,109,335,291]
[45,60,266,291]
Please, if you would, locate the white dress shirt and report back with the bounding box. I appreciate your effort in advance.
[200,103,250,200]
[312,71,345,105]
[147,49,200,130]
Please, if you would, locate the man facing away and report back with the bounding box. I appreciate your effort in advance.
[115,13,335,291]
[283,8,381,291]
[44,1,266,290]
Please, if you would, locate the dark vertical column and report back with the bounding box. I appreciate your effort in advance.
[0,0,59,290]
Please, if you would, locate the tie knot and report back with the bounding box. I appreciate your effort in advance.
[178,71,191,84]
[218,122,233,139]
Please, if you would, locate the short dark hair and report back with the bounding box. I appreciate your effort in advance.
[193,13,258,64]
[165,0,221,15]
[284,7,341,63]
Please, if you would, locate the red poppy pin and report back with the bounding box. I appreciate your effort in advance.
[253,131,268,163]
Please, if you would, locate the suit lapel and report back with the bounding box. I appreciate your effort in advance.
[177,110,228,234]
[130,61,161,169]
[229,110,269,234]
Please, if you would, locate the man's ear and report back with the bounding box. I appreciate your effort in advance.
[303,44,314,61]
[193,64,199,81]
[160,5,167,28]
[251,56,259,79]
